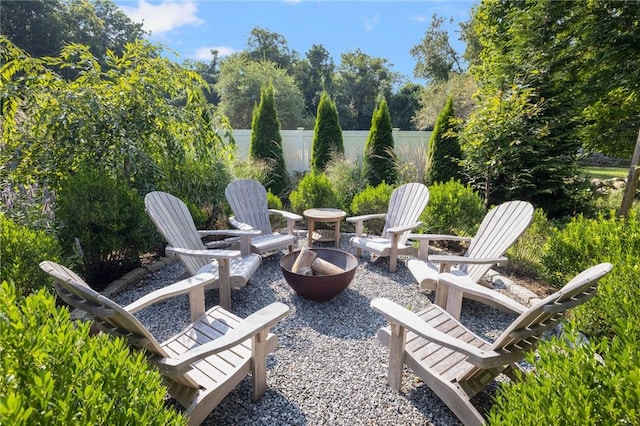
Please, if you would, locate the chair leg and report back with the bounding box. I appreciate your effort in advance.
[387,323,406,391]
[251,330,269,402]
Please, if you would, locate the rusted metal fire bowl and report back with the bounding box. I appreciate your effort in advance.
[279,248,358,301]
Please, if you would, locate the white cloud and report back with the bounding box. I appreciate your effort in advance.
[408,15,429,24]
[363,15,379,32]
[190,46,238,60]
[120,0,203,35]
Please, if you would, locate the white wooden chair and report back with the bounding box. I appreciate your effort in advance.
[347,182,430,273]
[40,260,289,426]
[145,191,262,310]
[225,179,302,255]
[372,262,612,426]
[408,200,534,318]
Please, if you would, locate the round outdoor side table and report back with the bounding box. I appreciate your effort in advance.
[303,208,347,248]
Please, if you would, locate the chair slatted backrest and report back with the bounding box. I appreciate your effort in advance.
[40,261,201,389]
[461,200,534,283]
[381,183,430,245]
[458,262,612,386]
[145,191,209,276]
[225,179,272,235]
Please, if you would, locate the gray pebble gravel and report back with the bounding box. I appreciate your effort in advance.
[112,234,525,426]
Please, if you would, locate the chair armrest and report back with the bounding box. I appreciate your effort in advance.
[124,272,219,314]
[346,213,387,223]
[439,273,527,315]
[269,209,303,221]
[165,246,241,259]
[408,233,472,243]
[227,216,255,231]
[387,222,422,235]
[429,254,508,267]
[198,229,261,237]
[154,302,291,373]
[370,298,505,368]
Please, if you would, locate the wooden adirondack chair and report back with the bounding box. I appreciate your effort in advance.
[347,182,430,273]
[39,260,290,426]
[372,262,612,426]
[145,191,262,310]
[408,200,534,318]
[225,179,302,255]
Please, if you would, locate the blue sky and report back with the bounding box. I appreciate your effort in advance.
[114,0,475,84]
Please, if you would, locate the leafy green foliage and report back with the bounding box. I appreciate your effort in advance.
[249,84,289,197]
[413,73,476,131]
[540,211,640,338]
[418,179,485,236]
[388,82,422,131]
[0,281,187,425]
[364,99,397,187]
[311,91,344,172]
[504,208,554,278]
[0,181,56,230]
[324,156,366,213]
[289,172,338,214]
[216,55,308,129]
[410,14,464,83]
[0,215,62,295]
[349,182,394,235]
[1,38,231,195]
[425,97,462,184]
[334,49,399,130]
[487,321,640,425]
[55,168,156,289]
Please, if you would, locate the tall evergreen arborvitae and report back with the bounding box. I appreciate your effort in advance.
[311,91,344,172]
[426,97,462,184]
[249,84,288,196]
[364,99,397,187]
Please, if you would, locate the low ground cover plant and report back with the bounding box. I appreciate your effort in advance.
[0,281,187,425]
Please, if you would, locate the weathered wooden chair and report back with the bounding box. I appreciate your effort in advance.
[40,260,290,426]
[408,200,534,318]
[372,262,612,426]
[225,179,302,255]
[145,191,262,310]
[347,182,430,272]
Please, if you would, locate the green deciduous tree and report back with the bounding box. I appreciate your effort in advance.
[0,38,232,197]
[250,84,289,196]
[311,92,344,172]
[413,72,476,131]
[410,14,464,83]
[292,44,335,117]
[388,82,422,130]
[364,99,397,187]
[334,49,399,130]
[245,26,299,72]
[215,55,307,129]
[426,97,462,185]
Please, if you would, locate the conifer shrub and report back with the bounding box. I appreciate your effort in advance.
[487,321,640,425]
[425,97,463,184]
[289,172,338,214]
[349,182,394,235]
[0,214,62,295]
[418,179,485,236]
[55,168,156,290]
[540,210,640,338]
[0,281,187,425]
[249,84,289,197]
[364,99,397,187]
[311,92,344,172]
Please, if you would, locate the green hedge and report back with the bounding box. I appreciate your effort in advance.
[540,210,640,338]
[488,321,640,425]
[0,281,187,425]
[349,182,394,235]
[0,214,62,295]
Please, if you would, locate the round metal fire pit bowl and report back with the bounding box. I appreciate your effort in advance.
[279,248,358,301]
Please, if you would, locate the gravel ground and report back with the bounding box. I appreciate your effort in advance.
[112,234,523,426]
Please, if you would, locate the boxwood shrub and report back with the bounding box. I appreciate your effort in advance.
[349,182,394,235]
[487,320,640,425]
[0,214,62,295]
[540,210,640,338]
[0,281,187,425]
